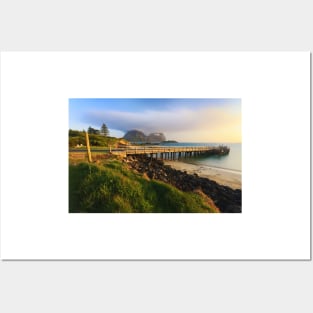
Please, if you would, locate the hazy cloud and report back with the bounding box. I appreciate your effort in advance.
[82,105,241,142]
[84,107,237,131]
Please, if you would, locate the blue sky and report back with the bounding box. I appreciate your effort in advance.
[69,98,241,142]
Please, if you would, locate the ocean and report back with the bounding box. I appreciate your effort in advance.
[160,142,242,172]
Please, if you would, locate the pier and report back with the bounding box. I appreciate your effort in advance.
[69,145,230,161]
[113,145,230,160]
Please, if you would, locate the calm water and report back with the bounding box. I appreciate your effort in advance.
[160,142,242,172]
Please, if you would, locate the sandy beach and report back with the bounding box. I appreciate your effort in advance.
[163,160,241,190]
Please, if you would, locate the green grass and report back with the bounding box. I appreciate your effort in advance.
[69,159,218,213]
[69,130,124,148]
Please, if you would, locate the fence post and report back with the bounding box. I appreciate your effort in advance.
[85,132,92,163]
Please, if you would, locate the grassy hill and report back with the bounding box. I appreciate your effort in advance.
[69,158,219,213]
[69,129,127,148]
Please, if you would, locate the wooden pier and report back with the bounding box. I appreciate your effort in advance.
[112,145,230,160]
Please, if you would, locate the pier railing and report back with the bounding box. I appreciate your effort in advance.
[125,146,210,154]
[121,145,230,159]
[70,145,230,161]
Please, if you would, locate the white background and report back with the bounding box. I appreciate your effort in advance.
[1,51,310,260]
[0,1,312,313]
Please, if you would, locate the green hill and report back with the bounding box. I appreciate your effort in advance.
[69,158,218,213]
[69,129,127,148]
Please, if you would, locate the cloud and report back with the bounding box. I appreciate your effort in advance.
[85,106,234,129]
[82,105,241,142]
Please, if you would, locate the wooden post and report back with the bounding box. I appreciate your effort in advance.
[85,131,92,163]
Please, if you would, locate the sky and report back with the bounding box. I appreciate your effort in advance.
[69,98,241,143]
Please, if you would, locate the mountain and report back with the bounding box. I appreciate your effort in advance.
[123,130,147,143]
[147,132,166,143]
[123,130,167,144]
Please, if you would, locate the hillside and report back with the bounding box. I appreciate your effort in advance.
[69,158,219,213]
[69,129,128,148]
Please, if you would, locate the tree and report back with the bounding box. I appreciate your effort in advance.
[101,123,109,137]
[69,129,81,137]
[88,126,100,134]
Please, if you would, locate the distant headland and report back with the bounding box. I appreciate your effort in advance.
[123,129,177,144]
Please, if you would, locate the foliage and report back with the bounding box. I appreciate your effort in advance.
[101,123,110,137]
[88,126,100,134]
[69,159,217,213]
[68,129,124,148]
[69,129,82,137]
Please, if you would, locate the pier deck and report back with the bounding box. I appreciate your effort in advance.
[113,145,230,159]
[70,146,230,161]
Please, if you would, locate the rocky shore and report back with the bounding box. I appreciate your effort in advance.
[125,155,242,213]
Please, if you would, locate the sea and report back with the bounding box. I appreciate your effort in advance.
[160,142,242,172]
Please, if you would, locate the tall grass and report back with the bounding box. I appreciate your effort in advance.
[69,160,218,213]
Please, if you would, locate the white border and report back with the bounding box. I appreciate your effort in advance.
[0,52,310,259]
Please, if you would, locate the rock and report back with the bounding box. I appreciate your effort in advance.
[224,205,242,213]
[127,155,241,213]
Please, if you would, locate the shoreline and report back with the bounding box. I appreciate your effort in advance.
[163,160,242,190]
[126,155,242,213]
